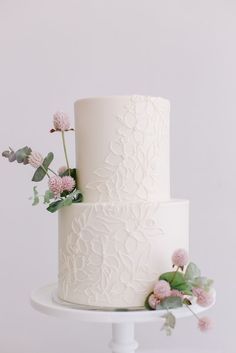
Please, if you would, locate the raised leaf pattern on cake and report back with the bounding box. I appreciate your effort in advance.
[86,95,169,202]
[58,203,165,307]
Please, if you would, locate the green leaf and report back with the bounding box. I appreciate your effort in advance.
[46,188,83,213]
[31,186,39,206]
[192,276,214,292]
[161,312,176,335]
[2,146,31,163]
[72,189,83,203]
[47,197,73,213]
[159,271,192,295]
[32,152,54,182]
[61,168,77,178]
[160,271,185,286]
[8,151,16,162]
[43,190,54,204]
[144,292,154,310]
[73,193,83,203]
[65,188,83,202]
[163,312,176,328]
[175,284,192,295]
[15,146,32,163]
[23,155,29,165]
[158,296,183,310]
[184,262,201,281]
[2,150,10,158]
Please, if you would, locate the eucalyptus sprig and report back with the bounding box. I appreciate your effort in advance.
[144,249,214,335]
[2,111,83,213]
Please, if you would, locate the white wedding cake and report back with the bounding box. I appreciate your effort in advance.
[58,95,189,308]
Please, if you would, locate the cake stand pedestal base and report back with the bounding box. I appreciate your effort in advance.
[30,283,215,353]
[110,323,138,353]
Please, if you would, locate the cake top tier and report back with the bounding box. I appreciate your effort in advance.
[74,95,170,203]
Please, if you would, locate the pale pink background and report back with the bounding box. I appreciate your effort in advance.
[0,1,234,352]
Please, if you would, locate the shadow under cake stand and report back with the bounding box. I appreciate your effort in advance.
[30,283,215,353]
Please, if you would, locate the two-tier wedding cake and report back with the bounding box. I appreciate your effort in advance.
[58,95,189,308]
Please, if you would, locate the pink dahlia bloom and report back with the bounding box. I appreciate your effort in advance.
[58,165,68,176]
[170,289,184,298]
[198,316,213,332]
[62,176,75,192]
[153,280,171,299]
[48,176,63,198]
[172,248,189,267]
[53,111,70,131]
[28,151,44,168]
[148,294,160,309]
[194,288,214,307]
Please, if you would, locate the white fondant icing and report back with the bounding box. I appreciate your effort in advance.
[74,95,170,203]
[58,200,189,308]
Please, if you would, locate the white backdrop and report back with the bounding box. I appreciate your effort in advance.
[0,1,235,352]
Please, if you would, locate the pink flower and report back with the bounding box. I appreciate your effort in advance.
[170,289,184,298]
[172,248,189,267]
[28,151,44,168]
[193,288,214,307]
[192,287,202,297]
[48,176,63,198]
[58,165,68,176]
[148,294,160,309]
[62,176,75,192]
[153,280,171,299]
[198,316,213,332]
[53,112,70,131]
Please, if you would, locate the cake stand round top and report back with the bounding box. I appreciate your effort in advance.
[30,283,215,324]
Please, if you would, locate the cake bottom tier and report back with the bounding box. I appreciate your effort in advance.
[58,200,189,308]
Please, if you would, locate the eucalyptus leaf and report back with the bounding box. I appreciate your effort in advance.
[158,296,183,310]
[2,150,10,158]
[32,167,46,182]
[31,186,39,206]
[47,196,73,213]
[15,146,32,163]
[164,312,176,328]
[2,146,31,164]
[162,326,171,336]
[32,152,54,182]
[161,312,176,335]
[23,156,29,165]
[65,188,83,202]
[72,193,83,203]
[184,262,201,281]
[8,151,16,162]
[43,190,54,204]
[71,189,83,203]
[192,276,214,292]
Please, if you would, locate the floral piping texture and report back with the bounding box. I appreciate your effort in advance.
[86,95,169,202]
[59,203,165,307]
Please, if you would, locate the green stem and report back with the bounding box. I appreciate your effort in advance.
[61,131,70,175]
[184,303,200,321]
[40,165,50,178]
[48,167,57,176]
[170,266,180,285]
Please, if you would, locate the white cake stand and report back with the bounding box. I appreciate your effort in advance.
[30,283,215,353]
